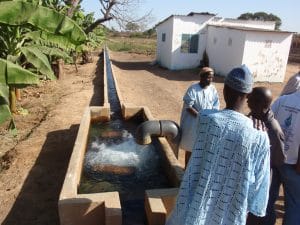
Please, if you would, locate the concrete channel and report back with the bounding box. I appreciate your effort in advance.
[58,48,184,225]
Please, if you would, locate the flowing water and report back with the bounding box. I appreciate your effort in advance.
[79,119,171,225]
[104,48,122,120]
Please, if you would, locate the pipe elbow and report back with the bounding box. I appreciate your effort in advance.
[160,120,181,142]
[135,120,160,145]
[135,120,181,145]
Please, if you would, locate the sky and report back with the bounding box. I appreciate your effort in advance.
[81,0,300,33]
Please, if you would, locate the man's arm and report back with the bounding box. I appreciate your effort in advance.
[212,87,220,110]
[266,116,285,167]
[296,145,300,174]
[248,135,270,216]
[183,85,198,116]
[187,106,198,117]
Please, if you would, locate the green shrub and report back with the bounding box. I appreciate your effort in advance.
[107,37,156,55]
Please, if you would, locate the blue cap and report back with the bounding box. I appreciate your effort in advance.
[225,65,253,93]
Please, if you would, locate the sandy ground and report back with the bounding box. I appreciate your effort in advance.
[0,50,299,224]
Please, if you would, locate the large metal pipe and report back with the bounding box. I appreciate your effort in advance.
[135,120,181,145]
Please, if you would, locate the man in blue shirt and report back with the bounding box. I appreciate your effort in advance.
[166,65,270,225]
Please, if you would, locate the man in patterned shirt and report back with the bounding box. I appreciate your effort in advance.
[166,65,270,225]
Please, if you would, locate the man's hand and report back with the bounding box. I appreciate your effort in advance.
[249,115,267,131]
[187,106,198,117]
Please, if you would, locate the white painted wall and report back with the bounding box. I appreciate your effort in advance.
[156,17,174,69]
[156,15,292,83]
[242,32,293,82]
[206,26,245,76]
[170,15,214,70]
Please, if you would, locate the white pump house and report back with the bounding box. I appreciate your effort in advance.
[155,12,293,82]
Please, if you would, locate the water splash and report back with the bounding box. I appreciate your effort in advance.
[85,130,159,177]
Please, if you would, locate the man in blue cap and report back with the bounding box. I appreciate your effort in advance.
[166,65,270,225]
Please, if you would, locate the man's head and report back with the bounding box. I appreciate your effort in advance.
[199,67,214,88]
[247,87,273,117]
[223,65,253,111]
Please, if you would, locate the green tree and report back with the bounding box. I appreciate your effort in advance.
[125,22,140,32]
[238,12,282,30]
[143,28,156,38]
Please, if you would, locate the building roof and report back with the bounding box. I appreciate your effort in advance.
[223,18,275,25]
[187,12,216,16]
[208,24,294,34]
[155,15,175,28]
[155,12,215,28]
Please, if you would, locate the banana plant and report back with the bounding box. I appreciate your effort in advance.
[0,58,39,124]
[0,1,87,126]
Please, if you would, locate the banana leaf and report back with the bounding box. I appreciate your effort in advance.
[20,46,56,80]
[0,1,86,45]
[39,46,72,60]
[0,60,10,123]
[0,100,11,124]
[0,58,6,84]
[0,60,9,106]
[0,58,39,85]
[25,31,76,50]
[0,58,39,125]
[0,83,9,104]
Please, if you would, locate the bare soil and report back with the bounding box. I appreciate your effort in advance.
[0,50,299,225]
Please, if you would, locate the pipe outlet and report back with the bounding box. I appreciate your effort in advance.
[135,120,181,145]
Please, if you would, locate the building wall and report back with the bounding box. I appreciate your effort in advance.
[242,32,293,82]
[156,17,174,69]
[170,15,214,70]
[206,26,245,76]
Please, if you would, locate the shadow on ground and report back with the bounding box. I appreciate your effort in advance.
[111,59,225,83]
[2,125,79,225]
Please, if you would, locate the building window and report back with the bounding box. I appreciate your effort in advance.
[181,34,199,53]
[213,37,217,44]
[265,40,272,48]
[162,33,166,42]
[228,38,232,46]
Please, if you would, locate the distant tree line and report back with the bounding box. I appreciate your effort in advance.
[238,12,282,30]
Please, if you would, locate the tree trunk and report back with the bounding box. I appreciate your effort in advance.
[85,17,113,34]
[72,53,78,72]
[57,59,65,79]
[9,87,17,113]
[15,88,21,101]
[66,0,80,18]
[82,51,93,64]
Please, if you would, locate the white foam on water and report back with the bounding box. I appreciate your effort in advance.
[85,131,159,172]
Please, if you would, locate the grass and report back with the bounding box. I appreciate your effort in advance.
[106,37,156,56]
